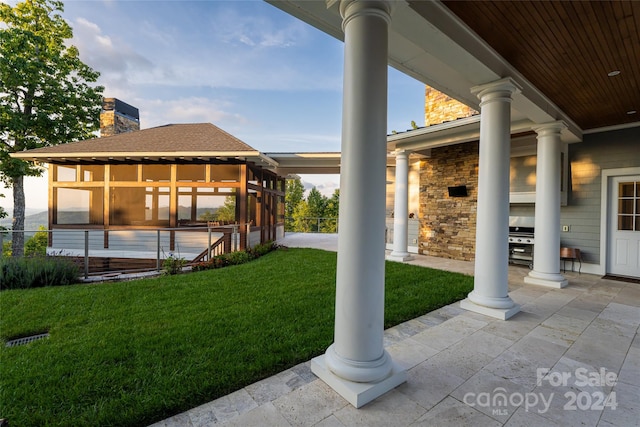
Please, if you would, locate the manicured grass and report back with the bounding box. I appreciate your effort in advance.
[0,248,473,426]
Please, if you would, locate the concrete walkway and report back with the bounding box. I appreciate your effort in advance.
[152,233,640,427]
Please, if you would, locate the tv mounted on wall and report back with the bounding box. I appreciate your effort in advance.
[448,185,468,197]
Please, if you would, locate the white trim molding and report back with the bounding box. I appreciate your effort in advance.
[599,166,640,276]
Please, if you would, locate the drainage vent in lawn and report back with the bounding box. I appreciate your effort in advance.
[5,332,50,348]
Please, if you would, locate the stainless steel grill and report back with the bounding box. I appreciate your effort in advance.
[508,217,534,268]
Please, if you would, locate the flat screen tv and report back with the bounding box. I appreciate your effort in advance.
[448,185,468,197]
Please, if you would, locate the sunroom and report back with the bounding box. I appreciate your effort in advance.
[14,123,287,267]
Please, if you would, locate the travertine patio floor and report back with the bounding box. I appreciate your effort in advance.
[151,233,640,427]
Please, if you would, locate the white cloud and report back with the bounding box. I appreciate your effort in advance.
[137,97,248,130]
[71,16,158,94]
[300,175,340,197]
[213,7,307,49]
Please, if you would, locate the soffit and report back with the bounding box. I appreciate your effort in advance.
[439,0,640,131]
[268,0,639,141]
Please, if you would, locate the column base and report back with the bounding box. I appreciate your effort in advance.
[387,251,414,262]
[524,271,568,288]
[311,354,407,408]
[460,298,521,320]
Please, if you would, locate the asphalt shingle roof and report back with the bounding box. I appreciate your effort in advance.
[19,123,257,155]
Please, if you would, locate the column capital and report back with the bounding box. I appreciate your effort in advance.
[471,77,522,105]
[340,0,394,28]
[393,148,410,157]
[532,120,567,137]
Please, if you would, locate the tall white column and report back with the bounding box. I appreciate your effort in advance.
[310,0,406,408]
[525,122,568,288]
[460,78,521,320]
[388,149,413,261]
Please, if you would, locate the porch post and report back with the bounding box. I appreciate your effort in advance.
[525,122,568,288]
[311,0,406,408]
[388,149,413,261]
[460,78,521,320]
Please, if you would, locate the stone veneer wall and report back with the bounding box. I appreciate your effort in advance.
[419,141,479,261]
[425,86,477,126]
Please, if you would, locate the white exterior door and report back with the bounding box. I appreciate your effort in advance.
[608,176,640,278]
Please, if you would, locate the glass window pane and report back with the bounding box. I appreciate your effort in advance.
[619,182,634,197]
[178,195,193,222]
[55,165,76,182]
[636,216,640,232]
[211,165,240,182]
[248,192,259,225]
[110,187,148,225]
[619,199,634,215]
[80,165,104,182]
[618,215,633,231]
[56,187,103,224]
[111,165,138,181]
[177,165,205,182]
[142,164,170,182]
[196,194,236,222]
[636,181,640,197]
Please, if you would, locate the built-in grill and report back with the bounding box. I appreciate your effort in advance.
[509,216,534,268]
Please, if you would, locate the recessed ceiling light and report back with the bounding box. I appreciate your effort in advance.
[627,110,637,115]
[607,70,621,77]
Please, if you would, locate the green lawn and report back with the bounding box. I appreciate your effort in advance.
[0,248,473,426]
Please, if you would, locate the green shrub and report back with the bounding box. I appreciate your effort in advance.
[2,227,49,259]
[248,240,277,258]
[162,254,186,275]
[0,256,80,290]
[24,227,49,257]
[191,241,278,272]
[224,250,253,265]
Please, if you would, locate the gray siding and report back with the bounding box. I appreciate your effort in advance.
[510,155,537,193]
[385,218,420,247]
[561,128,639,265]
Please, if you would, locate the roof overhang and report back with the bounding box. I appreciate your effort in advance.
[267,0,583,143]
[10,150,277,166]
[265,152,342,175]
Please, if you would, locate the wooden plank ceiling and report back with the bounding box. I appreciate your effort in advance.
[440,0,639,130]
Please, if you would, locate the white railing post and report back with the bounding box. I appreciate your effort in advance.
[208,226,212,261]
[84,230,89,279]
[156,229,161,271]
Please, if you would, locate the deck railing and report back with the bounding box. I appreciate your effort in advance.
[284,217,338,233]
[0,224,257,279]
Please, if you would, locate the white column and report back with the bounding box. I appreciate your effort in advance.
[310,0,406,409]
[388,149,413,261]
[525,122,568,288]
[460,78,521,320]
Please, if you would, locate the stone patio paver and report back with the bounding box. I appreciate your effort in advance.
[151,233,640,426]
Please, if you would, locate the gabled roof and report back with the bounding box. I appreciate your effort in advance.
[13,123,257,159]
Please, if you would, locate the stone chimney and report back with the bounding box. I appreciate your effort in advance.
[100,98,140,137]
[424,86,477,127]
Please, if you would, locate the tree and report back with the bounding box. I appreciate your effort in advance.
[306,187,326,232]
[24,225,48,256]
[321,189,340,233]
[292,200,313,233]
[0,0,103,256]
[0,193,7,230]
[214,195,236,222]
[285,178,304,231]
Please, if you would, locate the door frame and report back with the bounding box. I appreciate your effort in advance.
[600,166,640,275]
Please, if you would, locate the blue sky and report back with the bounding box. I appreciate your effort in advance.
[2,0,426,212]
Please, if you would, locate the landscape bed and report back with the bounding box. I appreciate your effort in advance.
[0,248,473,426]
